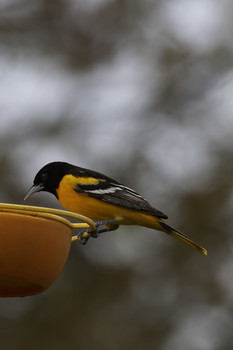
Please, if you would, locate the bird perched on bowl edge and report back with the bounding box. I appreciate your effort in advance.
[24,161,207,255]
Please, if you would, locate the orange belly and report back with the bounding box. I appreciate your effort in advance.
[56,174,162,230]
[56,174,125,221]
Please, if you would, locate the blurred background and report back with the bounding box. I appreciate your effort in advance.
[0,0,233,349]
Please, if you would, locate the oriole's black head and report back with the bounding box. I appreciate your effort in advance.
[25,162,73,199]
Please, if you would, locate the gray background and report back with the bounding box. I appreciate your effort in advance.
[0,1,232,349]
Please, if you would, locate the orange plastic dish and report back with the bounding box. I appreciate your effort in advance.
[0,204,95,297]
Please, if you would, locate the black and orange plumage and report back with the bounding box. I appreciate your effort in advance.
[25,162,207,255]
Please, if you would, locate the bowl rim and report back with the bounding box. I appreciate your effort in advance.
[0,203,96,242]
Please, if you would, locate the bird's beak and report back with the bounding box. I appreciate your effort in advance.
[24,184,44,200]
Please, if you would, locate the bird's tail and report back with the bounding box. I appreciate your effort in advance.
[159,221,207,256]
[125,211,207,255]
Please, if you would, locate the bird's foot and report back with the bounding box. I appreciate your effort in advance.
[77,219,119,245]
[77,230,91,245]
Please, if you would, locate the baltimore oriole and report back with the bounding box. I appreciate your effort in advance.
[24,161,207,255]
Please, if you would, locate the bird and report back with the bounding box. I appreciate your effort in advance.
[24,161,207,255]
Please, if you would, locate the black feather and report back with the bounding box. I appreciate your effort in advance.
[75,178,168,219]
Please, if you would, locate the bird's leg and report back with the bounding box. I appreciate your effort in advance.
[77,218,119,244]
[91,219,119,237]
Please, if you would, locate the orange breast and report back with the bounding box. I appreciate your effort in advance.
[56,174,162,230]
[56,174,125,221]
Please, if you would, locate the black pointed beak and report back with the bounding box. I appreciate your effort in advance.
[24,183,44,200]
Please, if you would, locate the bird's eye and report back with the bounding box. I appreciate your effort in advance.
[42,173,48,182]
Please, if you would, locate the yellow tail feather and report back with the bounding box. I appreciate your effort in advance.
[159,222,207,256]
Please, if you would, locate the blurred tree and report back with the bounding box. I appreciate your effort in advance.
[0,0,233,349]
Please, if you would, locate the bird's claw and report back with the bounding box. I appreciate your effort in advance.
[77,231,90,245]
[77,227,99,245]
[77,219,119,245]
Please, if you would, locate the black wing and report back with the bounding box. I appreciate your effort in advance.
[73,168,168,219]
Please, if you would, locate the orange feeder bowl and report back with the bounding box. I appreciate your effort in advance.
[0,204,95,297]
